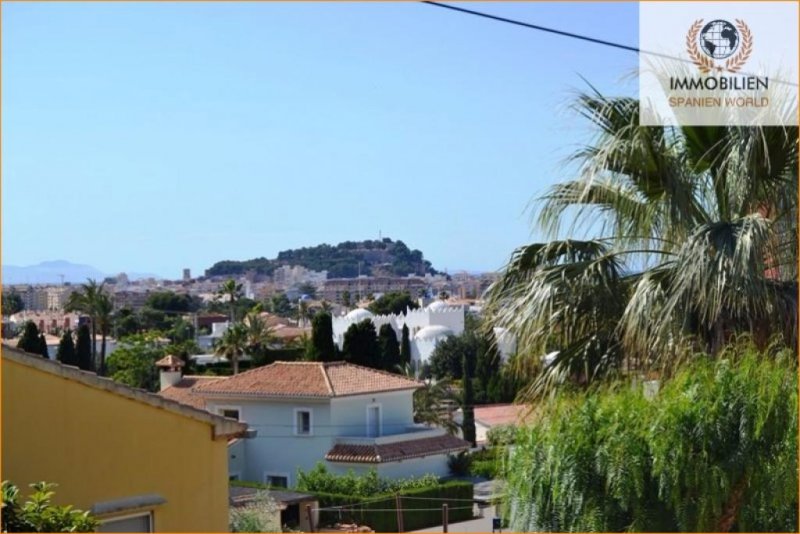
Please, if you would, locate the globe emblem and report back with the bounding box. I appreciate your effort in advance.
[699,20,739,59]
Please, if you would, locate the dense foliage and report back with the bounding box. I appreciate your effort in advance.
[486,94,798,396]
[2,481,98,532]
[368,291,419,316]
[429,317,521,405]
[75,324,93,371]
[106,333,166,391]
[55,330,76,366]
[2,290,24,316]
[307,311,337,362]
[206,238,438,278]
[341,319,379,368]
[295,463,440,497]
[504,342,798,532]
[229,491,280,533]
[16,322,43,356]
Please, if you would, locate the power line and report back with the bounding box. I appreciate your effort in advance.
[422,1,641,55]
[421,1,798,88]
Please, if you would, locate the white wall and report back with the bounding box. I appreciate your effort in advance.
[330,391,415,437]
[332,308,465,367]
[206,397,333,487]
[208,391,421,486]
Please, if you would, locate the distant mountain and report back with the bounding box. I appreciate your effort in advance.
[205,238,439,279]
[2,261,159,285]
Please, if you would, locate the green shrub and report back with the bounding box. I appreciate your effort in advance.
[295,463,439,497]
[468,447,505,479]
[2,481,98,533]
[229,491,281,532]
[447,451,472,476]
[505,342,798,532]
[486,424,517,446]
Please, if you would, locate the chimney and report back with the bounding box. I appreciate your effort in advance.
[154,354,185,391]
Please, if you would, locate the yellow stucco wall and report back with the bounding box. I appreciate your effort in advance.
[2,355,231,532]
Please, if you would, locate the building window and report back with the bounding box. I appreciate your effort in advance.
[217,406,241,421]
[98,512,153,533]
[294,408,312,436]
[265,474,289,488]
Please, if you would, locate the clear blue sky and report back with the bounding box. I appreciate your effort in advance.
[2,2,638,279]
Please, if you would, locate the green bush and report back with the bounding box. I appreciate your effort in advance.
[486,424,517,446]
[447,451,472,476]
[2,481,98,533]
[295,463,439,497]
[469,447,505,479]
[505,342,798,532]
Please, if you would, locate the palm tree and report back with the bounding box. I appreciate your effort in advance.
[413,377,461,435]
[242,310,275,362]
[486,90,798,397]
[216,279,243,323]
[215,322,248,375]
[95,293,114,376]
[297,300,310,328]
[65,279,111,374]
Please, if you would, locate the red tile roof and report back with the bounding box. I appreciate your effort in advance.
[158,376,223,410]
[474,404,531,427]
[193,361,421,398]
[326,434,470,464]
[155,354,185,368]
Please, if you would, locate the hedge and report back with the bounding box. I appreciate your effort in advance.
[314,481,474,531]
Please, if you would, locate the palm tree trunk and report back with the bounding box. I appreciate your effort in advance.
[233,354,239,375]
[100,333,107,376]
[90,319,98,372]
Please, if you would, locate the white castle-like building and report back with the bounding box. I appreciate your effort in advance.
[332,300,465,368]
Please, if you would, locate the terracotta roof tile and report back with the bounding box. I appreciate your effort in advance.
[158,376,222,410]
[155,354,185,368]
[474,404,531,427]
[326,434,470,464]
[193,361,421,398]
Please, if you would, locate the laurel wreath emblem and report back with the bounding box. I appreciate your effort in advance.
[725,19,753,73]
[686,19,753,74]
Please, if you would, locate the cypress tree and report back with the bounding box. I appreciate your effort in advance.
[37,333,50,359]
[342,319,379,368]
[475,330,501,402]
[308,312,336,362]
[75,324,93,371]
[16,321,41,354]
[56,330,77,366]
[400,324,411,366]
[378,324,401,371]
[462,352,476,447]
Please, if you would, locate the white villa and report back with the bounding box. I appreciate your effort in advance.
[332,301,465,367]
[157,359,470,486]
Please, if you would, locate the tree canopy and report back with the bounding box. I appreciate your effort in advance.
[206,238,438,278]
[505,341,797,532]
[368,292,419,316]
[342,319,379,368]
[308,312,337,362]
[2,291,24,316]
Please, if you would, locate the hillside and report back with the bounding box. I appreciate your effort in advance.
[205,238,438,278]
